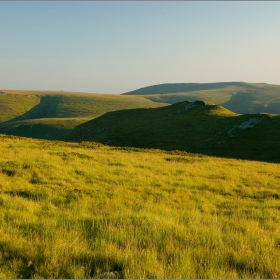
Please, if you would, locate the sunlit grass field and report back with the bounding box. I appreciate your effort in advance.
[0,134,279,278]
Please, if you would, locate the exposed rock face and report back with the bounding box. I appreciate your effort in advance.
[214,117,264,144]
[238,118,261,129]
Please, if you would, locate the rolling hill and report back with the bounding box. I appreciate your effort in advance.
[122,82,280,114]
[1,86,280,162]
[64,100,280,163]
[0,89,167,139]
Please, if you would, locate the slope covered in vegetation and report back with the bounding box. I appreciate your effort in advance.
[0,89,167,139]
[0,134,279,278]
[123,82,280,114]
[64,101,280,163]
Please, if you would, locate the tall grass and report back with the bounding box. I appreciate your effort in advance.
[0,134,279,278]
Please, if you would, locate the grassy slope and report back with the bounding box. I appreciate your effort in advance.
[64,101,280,163]
[122,82,249,95]
[0,91,40,122]
[0,134,279,278]
[0,118,88,140]
[0,89,167,139]
[123,82,280,114]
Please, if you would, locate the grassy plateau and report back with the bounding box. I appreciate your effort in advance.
[0,134,279,278]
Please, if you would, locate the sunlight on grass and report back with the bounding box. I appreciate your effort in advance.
[0,134,279,278]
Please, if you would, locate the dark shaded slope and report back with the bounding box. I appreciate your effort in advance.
[221,85,280,114]
[0,118,85,140]
[63,101,280,163]
[7,95,63,122]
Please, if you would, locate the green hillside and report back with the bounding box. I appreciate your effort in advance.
[0,134,279,278]
[0,89,167,140]
[123,82,280,114]
[0,90,40,123]
[64,101,280,163]
[123,82,248,95]
[0,118,88,140]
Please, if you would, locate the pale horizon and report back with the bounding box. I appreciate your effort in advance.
[1,1,280,94]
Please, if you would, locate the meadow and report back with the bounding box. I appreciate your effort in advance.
[0,134,279,278]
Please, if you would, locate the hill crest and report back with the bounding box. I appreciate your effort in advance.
[63,100,280,163]
[122,82,250,95]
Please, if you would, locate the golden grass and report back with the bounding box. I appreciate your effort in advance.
[0,134,279,278]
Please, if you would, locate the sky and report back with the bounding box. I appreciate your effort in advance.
[1,1,280,94]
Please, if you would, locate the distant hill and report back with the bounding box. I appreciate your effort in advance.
[123,82,248,95]
[64,100,280,163]
[122,82,280,114]
[0,89,167,139]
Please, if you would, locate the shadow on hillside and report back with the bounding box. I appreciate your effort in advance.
[0,95,78,140]
[4,95,63,123]
[89,141,280,164]
[0,121,77,140]
[221,92,257,114]
[62,101,280,163]
[222,92,280,115]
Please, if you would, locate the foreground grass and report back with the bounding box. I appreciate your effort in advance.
[0,134,279,278]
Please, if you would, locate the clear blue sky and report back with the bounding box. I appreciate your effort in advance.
[1,1,280,94]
